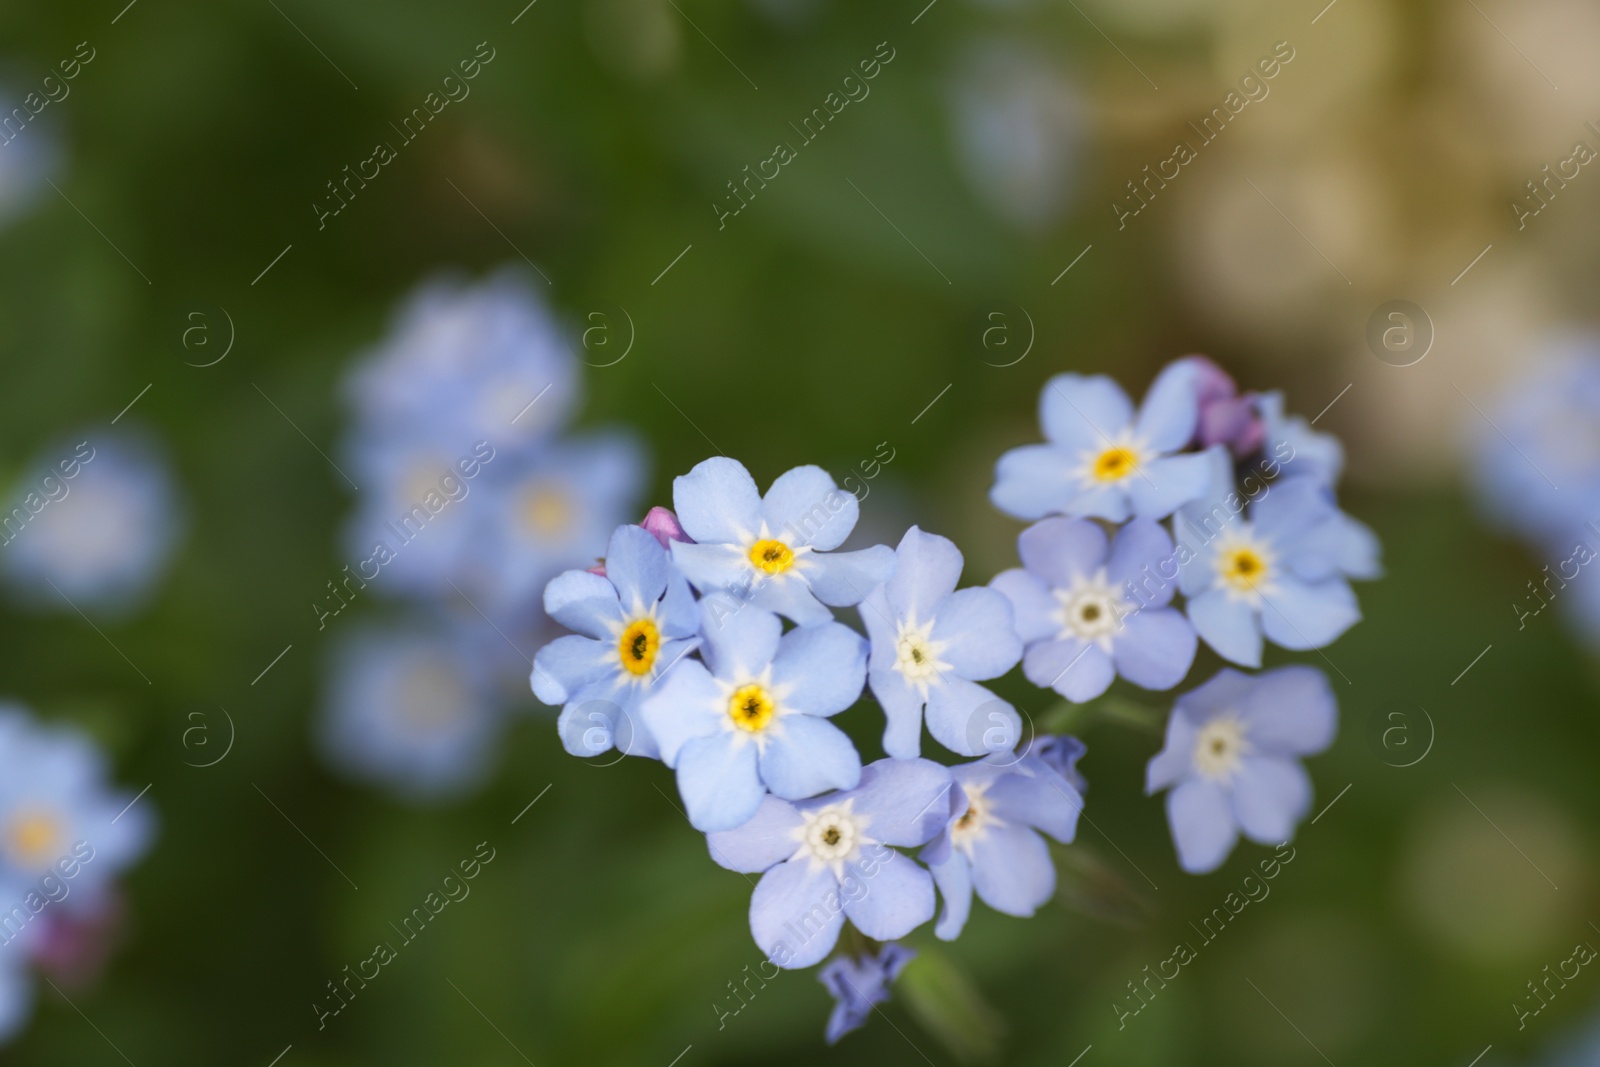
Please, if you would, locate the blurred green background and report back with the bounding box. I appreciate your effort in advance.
[3,0,1599,1063]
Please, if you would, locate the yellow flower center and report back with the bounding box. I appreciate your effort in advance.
[727,683,776,732]
[618,618,661,676]
[1219,547,1268,591]
[522,485,573,539]
[747,539,795,575]
[5,810,61,868]
[1091,446,1138,483]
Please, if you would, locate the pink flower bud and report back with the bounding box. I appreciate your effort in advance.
[640,506,693,549]
[1174,355,1265,458]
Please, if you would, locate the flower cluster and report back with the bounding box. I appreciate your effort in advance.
[0,705,154,1044]
[532,355,1379,1041]
[322,269,645,801]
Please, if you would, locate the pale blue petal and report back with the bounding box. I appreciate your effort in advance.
[759,716,862,799]
[1136,358,1202,452]
[990,569,1056,643]
[804,545,895,607]
[869,669,926,760]
[658,570,699,638]
[969,823,1055,917]
[1106,518,1179,607]
[1187,589,1263,667]
[707,794,803,873]
[604,523,668,612]
[1112,608,1196,691]
[927,849,972,940]
[1239,665,1337,756]
[1231,756,1311,844]
[1017,517,1106,588]
[841,757,954,846]
[751,860,844,969]
[842,847,935,941]
[991,444,1078,520]
[885,526,963,622]
[557,678,633,757]
[637,660,724,766]
[1260,576,1359,650]
[678,733,765,832]
[762,466,858,551]
[1128,452,1213,519]
[1175,667,1257,719]
[771,622,867,716]
[1039,374,1134,449]
[988,767,1081,842]
[746,575,833,626]
[926,678,1020,758]
[669,541,748,595]
[1024,639,1112,703]
[859,585,898,666]
[531,634,611,705]
[1333,512,1383,580]
[673,456,763,544]
[930,587,1021,681]
[1146,710,1199,793]
[1252,475,1336,547]
[700,603,782,680]
[1061,482,1131,523]
[543,570,622,637]
[1168,777,1238,874]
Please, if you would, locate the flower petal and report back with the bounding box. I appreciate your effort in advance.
[674,456,763,544]
[747,575,833,626]
[1112,608,1197,691]
[869,669,926,760]
[638,660,724,766]
[1017,517,1107,589]
[1238,665,1337,756]
[706,794,802,873]
[969,823,1055,917]
[1187,589,1263,667]
[1146,709,1198,793]
[1231,756,1312,844]
[1106,518,1179,606]
[543,570,622,637]
[772,621,867,716]
[762,465,858,551]
[759,716,862,799]
[700,603,783,681]
[677,733,765,832]
[1062,482,1131,524]
[531,634,610,705]
[988,766,1082,842]
[842,847,935,942]
[1039,373,1133,450]
[1128,452,1213,519]
[926,848,973,940]
[930,587,1021,680]
[803,545,896,607]
[991,444,1078,520]
[1024,639,1112,703]
[884,526,963,622]
[1259,576,1359,651]
[1167,777,1239,874]
[669,541,748,596]
[604,523,668,613]
[838,756,954,846]
[990,568,1057,643]
[751,860,844,969]
[1135,359,1202,452]
[925,678,1021,758]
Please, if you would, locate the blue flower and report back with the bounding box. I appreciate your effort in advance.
[533,524,699,761]
[922,752,1082,939]
[344,268,582,450]
[1257,390,1345,487]
[0,105,57,229]
[0,706,155,908]
[861,527,1023,760]
[992,517,1197,702]
[818,942,916,1044]
[640,606,867,832]
[1146,666,1335,873]
[1176,449,1361,667]
[317,617,506,801]
[1033,733,1088,794]
[991,363,1212,522]
[0,432,183,615]
[668,457,895,626]
[705,758,952,969]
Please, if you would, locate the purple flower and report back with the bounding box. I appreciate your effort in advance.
[1146,666,1336,873]
[705,758,951,969]
[819,943,916,1044]
[922,753,1082,939]
[1183,355,1264,458]
[992,517,1197,702]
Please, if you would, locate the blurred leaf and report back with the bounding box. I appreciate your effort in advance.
[897,944,1006,1065]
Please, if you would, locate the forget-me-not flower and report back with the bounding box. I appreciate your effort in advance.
[669,457,894,626]
[1033,733,1088,794]
[1177,449,1361,667]
[992,517,1196,702]
[861,527,1023,760]
[921,752,1082,939]
[641,605,866,832]
[705,758,951,969]
[819,942,916,1044]
[990,362,1211,522]
[533,523,698,761]
[1146,666,1335,873]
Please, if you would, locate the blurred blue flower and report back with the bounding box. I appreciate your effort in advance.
[343,268,581,450]
[1,432,183,615]
[991,364,1211,522]
[669,457,894,626]
[922,752,1082,939]
[991,516,1196,702]
[705,758,951,969]
[1032,733,1088,794]
[1146,666,1335,874]
[818,942,916,1044]
[1177,449,1361,667]
[641,606,866,832]
[533,524,698,761]
[0,110,58,228]
[317,617,505,802]
[1256,390,1345,487]
[861,527,1022,760]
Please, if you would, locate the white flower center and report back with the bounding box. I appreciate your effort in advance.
[1052,568,1126,650]
[949,782,1005,856]
[893,617,949,691]
[1212,528,1276,604]
[1193,714,1250,781]
[790,800,876,876]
